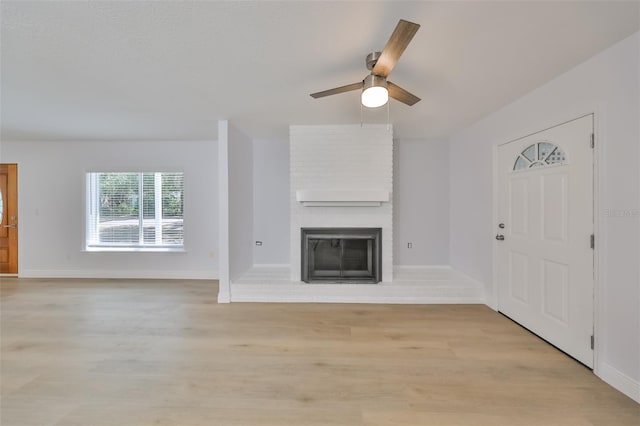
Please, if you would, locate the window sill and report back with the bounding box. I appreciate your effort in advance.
[84,247,186,253]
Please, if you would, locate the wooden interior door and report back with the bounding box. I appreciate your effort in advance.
[496,115,594,367]
[0,164,18,274]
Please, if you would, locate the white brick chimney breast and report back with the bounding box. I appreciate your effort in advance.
[290,124,393,282]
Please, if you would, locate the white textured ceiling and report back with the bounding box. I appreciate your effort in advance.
[1,1,638,141]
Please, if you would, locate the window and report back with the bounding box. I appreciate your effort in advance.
[513,142,566,171]
[86,172,184,250]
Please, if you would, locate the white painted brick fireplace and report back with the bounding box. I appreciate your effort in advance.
[233,123,483,303]
[289,124,394,282]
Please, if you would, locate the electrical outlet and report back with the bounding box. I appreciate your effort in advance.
[407,242,412,249]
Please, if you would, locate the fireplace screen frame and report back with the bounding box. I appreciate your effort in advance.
[301,228,382,284]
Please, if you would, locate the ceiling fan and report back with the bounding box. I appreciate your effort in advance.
[310,19,421,108]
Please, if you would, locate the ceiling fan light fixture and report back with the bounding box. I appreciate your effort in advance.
[361,75,388,108]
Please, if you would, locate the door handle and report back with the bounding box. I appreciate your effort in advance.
[2,224,16,228]
[495,234,505,241]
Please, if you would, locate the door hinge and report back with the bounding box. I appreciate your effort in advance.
[590,133,595,148]
[590,234,595,249]
[590,335,595,350]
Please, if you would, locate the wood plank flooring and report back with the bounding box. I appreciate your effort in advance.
[1,278,638,426]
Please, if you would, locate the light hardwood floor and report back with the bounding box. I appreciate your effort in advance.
[1,278,638,426]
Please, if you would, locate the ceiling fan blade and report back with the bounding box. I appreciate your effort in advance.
[310,82,363,99]
[372,19,420,78]
[388,81,421,106]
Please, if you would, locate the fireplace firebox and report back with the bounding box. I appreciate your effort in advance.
[301,228,381,283]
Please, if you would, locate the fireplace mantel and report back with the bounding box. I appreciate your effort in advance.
[296,190,389,207]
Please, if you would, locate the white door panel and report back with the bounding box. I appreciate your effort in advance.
[509,250,529,303]
[509,178,529,237]
[497,115,594,367]
[541,173,568,242]
[542,259,569,325]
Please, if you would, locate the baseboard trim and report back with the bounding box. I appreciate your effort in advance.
[19,269,219,280]
[597,361,640,403]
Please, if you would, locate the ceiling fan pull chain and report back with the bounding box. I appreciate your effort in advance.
[387,100,390,131]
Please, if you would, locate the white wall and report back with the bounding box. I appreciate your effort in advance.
[250,137,450,267]
[393,139,450,266]
[449,32,640,398]
[0,139,219,278]
[253,138,289,265]
[228,124,254,281]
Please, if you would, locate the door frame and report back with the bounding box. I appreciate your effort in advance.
[491,112,601,372]
[0,163,19,276]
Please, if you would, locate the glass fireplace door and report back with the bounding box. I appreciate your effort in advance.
[309,239,342,278]
[306,236,376,282]
[341,239,373,277]
[302,228,381,284]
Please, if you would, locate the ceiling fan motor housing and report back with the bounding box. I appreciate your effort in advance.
[363,74,387,90]
[366,52,383,71]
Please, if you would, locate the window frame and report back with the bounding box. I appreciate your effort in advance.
[84,171,185,252]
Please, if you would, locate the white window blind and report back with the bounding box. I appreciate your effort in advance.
[86,172,184,250]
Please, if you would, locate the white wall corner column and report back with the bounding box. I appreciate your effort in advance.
[227,122,254,285]
[217,120,231,303]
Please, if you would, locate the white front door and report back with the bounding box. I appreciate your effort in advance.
[496,115,594,367]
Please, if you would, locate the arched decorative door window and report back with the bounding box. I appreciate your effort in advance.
[513,142,566,171]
